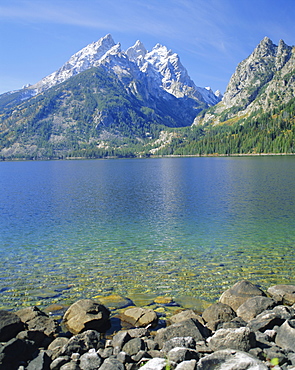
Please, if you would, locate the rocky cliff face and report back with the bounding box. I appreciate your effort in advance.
[195,37,295,125]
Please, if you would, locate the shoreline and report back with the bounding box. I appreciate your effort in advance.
[1,280,295,369]
[1,152,295,162]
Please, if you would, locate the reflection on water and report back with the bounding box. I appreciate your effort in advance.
[1,157,295,310]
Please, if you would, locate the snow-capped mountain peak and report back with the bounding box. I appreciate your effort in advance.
[126,40,147,62]
[23,34,221,106]
[33,34,117,92]
[68,33,116,64]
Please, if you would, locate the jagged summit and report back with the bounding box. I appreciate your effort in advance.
[17,34,221,106]
[195,37,295,127]
[222,37,293,109]
[125,40,220,104]
[32,34,118,93]
[125,40,147,62]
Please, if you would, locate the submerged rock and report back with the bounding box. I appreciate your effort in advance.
[94,294,134,310]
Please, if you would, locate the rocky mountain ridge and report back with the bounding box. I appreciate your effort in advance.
[4,34,220,108]
[194,37,295,126]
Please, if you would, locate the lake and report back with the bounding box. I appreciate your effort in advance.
[1,156,295,310]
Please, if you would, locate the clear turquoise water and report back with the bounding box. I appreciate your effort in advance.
[1,156,295,310]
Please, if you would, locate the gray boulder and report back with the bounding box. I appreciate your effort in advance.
[267,284,295,305]
[272,304,294,320]
[26,350,51,370]
[122,337,145,356]
[131,349,151,362]
[79,348,102,370]
[263,345,288,367]
[50,356,71,370]
[167,347,199,363]
[207,326,256,352]
[219,280,266,311]
[0,310,24,342]
[17,329,46,347]
[111,331,131,352]
[116,351,131,364]
[48,337,70,361]
[221,317,247,329]
[63,299,110,334]
[48,336,70,351]
[61,330,102,356]
[60,362,80,370]
[237,296,276,322]
[127,327,150,338]
[99,357,125,370]
[16,306,58,339]
[27,315,59,338]
[248,310,286,332]
[162,337,196,354]
[145,338,159,351]
[139,358,167,370]
[99,346,113,359]
[197,349,268,370]
[275,319,295,351]
[202,302,236,323]
[202,302,236,330]
[154,319,210,348]
[175,360,197,370]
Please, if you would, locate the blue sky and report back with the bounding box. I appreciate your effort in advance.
[0,0,295,95]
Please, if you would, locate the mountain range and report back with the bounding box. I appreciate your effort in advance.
[0,35,294,159]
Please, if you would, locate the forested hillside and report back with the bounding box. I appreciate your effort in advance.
[157,98,295,156]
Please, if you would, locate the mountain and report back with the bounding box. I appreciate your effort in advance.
[156,37,295,156]
[0,34,223,159]
[194,37,295,126]
[0,34,220,110]
[1,35,294,160]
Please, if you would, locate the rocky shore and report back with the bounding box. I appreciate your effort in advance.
[2,280,295,369]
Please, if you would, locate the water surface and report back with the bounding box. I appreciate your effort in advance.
[1,157,295,310]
